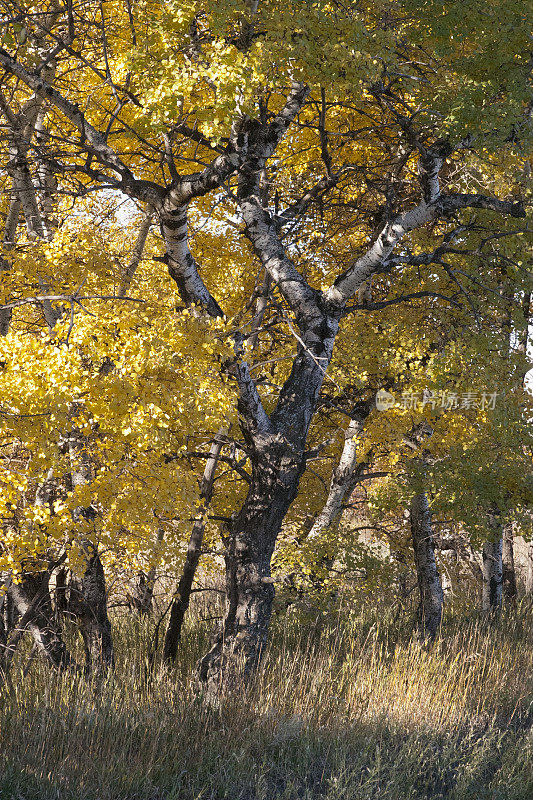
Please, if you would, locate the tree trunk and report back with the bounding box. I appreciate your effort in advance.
[198,433,306,695]
[0,195,21,335]
[195,259,339,693]
[129,569,157,615]
[526,543,533,596]
[409,492,444,641]
[67,421,114,673]
[69,547,114,674]
[6,572,75,672]
[502,523,517,606]
[0,582,8,656]
[51,565,69,619]
[118,205,154,297]
[0,575,16,643]
[0,478,77,673]
[306,405,371,541]
[482,537,503,613]
[163,431,225,662]
[129,526,165,616]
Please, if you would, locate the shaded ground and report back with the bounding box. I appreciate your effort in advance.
[1,603,531,799]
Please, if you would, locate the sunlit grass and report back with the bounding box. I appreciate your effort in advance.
[0,599,531,799]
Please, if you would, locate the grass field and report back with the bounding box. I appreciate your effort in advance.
[1,600,531,800]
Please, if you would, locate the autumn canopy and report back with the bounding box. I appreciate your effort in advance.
[0,0,531,690]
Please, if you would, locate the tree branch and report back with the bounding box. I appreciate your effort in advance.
[237,83,321,322]
[0,49,163,206]
[342,290,461,314]
[158,205,223,316]
[325,190,526,308]
[226,335,272,437]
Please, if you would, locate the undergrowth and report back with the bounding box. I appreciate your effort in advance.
[0,599,531,800]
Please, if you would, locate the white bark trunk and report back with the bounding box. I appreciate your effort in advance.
[0,196,21,335]
[0,53,58,332]
[307,415,367,541]
[35,113,58,239]
[525,543,533,595]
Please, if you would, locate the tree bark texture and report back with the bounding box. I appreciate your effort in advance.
[5,572,75,672]
[68,548,114,673]
[129,570,157,615]
[67,423,114,673]
[482,537,503,613]
[306,405,372,542]
[526,543,533,596]
[502,523,517,606]
[198,431,308,694]
[409,492,444,641]
[0,479,76,673]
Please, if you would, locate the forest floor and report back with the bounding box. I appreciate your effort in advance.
[0,598,531,800]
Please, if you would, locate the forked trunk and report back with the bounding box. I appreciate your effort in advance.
[482,537,503,613]
[196,291,339,694]
[410,492,444,641]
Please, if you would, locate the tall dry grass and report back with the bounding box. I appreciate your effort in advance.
[0,598,531,799]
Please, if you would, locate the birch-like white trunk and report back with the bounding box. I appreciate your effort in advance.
[118,206,154,297]
[525,543,533,596]
[306,415,368,541]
